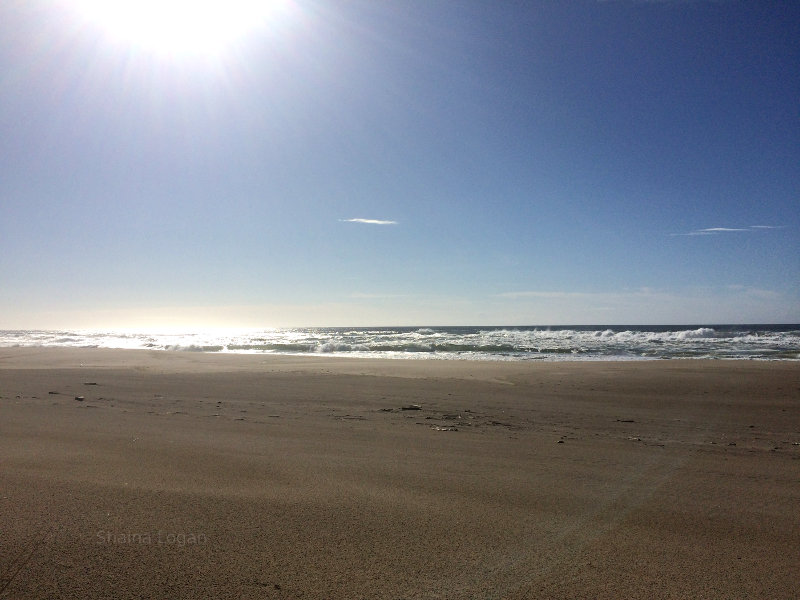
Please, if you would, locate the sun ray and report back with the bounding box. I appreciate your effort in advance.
[67,0,285,58]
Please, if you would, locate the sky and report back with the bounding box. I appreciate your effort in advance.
[1,0,798,328]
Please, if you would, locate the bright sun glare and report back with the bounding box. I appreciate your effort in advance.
[69,0,283,57]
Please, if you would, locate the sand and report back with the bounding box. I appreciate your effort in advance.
[1,348,798,599]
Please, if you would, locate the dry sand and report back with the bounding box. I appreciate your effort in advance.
[1,348,798,599]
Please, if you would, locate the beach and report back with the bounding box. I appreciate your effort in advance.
[1,348,798,599]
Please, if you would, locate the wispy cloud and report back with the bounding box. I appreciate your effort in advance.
[340,218,398,225]
[495,288,659,301]
[495,291,595,300]
[671,225,784,236]
[348,292,409,299]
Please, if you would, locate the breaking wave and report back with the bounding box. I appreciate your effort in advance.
[0,325,797,361]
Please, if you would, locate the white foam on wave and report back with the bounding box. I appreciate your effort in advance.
[0,326,797,361]
[675,327,715,339]
[316,342,370,353]
[165,344,225,352]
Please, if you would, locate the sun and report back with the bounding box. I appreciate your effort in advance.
[68,0,284,58]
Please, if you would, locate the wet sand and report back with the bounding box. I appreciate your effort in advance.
[1,348,798,599]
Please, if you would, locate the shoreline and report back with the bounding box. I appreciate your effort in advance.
[6,345,800,363]
[2,343,797,364]
[2,348,798,598]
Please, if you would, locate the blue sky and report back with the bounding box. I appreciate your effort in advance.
[1,0,798,328]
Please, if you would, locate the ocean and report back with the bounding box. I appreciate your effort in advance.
[1,325,798,361]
